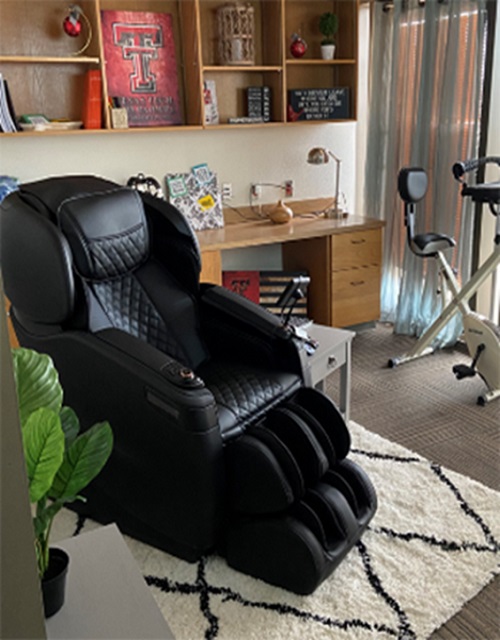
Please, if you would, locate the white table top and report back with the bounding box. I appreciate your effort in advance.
[45,524,174,639]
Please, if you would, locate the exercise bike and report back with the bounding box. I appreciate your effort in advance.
[389,157,500,406]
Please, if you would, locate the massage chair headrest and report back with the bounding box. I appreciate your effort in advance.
[0,176,148,324]
[58,188,149,281]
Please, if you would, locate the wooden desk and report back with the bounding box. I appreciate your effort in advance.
[197,214,384,328]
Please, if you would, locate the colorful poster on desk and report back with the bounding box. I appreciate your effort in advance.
[100,10,182,127]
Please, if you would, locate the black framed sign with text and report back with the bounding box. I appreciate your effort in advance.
[287,88,349,121]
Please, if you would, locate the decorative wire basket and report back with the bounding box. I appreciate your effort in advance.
[216,3,255,65]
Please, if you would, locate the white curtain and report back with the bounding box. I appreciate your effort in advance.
[365,0,489,346]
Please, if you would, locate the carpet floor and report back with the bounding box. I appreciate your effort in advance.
[52,421,500,640]
[327,323,499,639]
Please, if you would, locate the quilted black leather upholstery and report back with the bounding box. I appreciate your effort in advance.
[58,188,149,279]
[199,360,300,436]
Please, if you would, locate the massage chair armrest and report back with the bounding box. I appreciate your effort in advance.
[200,284,291,339]
[95,328,201,387]
[93,328,218,432]
[199,284,306,376]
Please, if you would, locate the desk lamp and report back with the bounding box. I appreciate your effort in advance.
[307,147,342,218]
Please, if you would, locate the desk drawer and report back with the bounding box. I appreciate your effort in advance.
[308,341,347,387]
[331,229,382,270]
[331,265,381,326]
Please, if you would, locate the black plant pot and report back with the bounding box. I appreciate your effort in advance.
[41,548,70,618]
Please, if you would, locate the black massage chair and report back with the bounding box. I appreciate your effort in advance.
[0,176,377,594]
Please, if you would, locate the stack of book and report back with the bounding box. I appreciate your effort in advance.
[0,73,18,133]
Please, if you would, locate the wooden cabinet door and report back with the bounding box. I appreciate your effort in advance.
[330,228,382,326]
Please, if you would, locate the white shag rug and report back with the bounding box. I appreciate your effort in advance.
[52,422,500,640]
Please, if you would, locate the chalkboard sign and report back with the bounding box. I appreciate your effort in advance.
[287,88,350,121]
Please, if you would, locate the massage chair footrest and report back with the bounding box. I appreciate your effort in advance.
[224,510,372,595]
[223,458,377,594]
[225,387,352,514]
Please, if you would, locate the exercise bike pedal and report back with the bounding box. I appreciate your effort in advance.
[452,364,476,380]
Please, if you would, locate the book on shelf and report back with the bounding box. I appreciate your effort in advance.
[0,74,19,133]
[203,80,219,125]
[100,10,182,127]
[246,86,271,122]
[82,69,102,130]
[228,116,264,125]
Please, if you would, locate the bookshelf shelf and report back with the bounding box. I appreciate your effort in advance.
[203,65,283,73]
[0,0,359,135]
[285,59,356,66]
[0,56,100,64]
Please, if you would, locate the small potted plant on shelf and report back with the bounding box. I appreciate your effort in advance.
[319,12,338,60]
[12,347,113,618]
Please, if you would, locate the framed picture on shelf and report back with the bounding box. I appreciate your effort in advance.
[287,88,349,122]
[100,10,182,127]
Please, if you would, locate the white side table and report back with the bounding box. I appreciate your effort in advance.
[45,524,174,640]
[303,324,355,422]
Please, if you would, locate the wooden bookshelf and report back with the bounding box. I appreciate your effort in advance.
[0,0,359,134]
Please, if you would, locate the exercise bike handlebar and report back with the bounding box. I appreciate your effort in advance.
[452,156,500,181]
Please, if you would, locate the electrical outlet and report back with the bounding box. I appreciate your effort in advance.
[222,183,233,200]
[251,183,262,198]
[284,180,294,197]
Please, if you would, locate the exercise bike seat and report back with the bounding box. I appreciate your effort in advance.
[461,181,500,206]
[410,232,456,257]
[398,167,456,258]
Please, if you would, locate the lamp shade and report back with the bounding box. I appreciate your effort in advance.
[306,147,344,218]
[307,147,330,165]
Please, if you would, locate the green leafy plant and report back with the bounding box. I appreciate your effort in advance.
[319,12,339,45]
[12,347,113,578]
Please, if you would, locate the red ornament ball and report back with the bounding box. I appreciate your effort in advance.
[63,15,82,37]
[290,34,307,59]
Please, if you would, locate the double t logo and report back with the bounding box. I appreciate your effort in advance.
[112,23,163,93]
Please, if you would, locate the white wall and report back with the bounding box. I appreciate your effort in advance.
[0,121,359,271]
[0,123,358,209]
